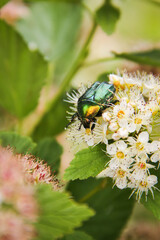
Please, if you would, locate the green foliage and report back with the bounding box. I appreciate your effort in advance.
[16,2,82,62]
[32,97,68,140]
[0,0,8,7]
[141,169,160,220]
[114,49,160,67]
[64,144,109,181]
[33,137,63,174]
[97,72,110,83]
[0,131,36,154]
[0,21,47,118]
[62,231,94,240]
[35,184,95,240]
[142,191,160,220]
[68,178,135,240]
[96,0,120,35]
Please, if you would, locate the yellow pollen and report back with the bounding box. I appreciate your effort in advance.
[113,80,120,87]
[85,128,91,135]
[140,181,148,188]
[106,130,109,135]
[134,118,142,124]
[117,169,125,178]
[117,110,125,119]
[136,142,144,151]
[116,151,125,159]
[126,83,134,88]
[152,109,159,116]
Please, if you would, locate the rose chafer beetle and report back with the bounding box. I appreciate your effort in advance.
[67,81,117,130]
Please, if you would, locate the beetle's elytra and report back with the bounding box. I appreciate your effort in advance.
[67,81,117,131]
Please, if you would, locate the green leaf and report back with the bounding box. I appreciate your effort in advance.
[32,97,68,140]
[114,49,160,67]
[142,191,160,220]
[0,21,47,118]
[0,131,36,154]
[62,231,94,240]
[67,178,135,240]
[32,137,63,174]
[141,167,160,220]
[35,184,95,240]
[64,144,109,181]
[96,1,120,35]
[0,0,8,7]
[15,2,82,62]
[97,72,110,83]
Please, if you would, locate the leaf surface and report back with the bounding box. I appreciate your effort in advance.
[114,49,160,66]
[35,184,95,240]
[68,178,135,240]
[96,1,120,35]
[0,21,47,118]
[33,137,63,174]
[0,131,36,154]
[64,144,109,181]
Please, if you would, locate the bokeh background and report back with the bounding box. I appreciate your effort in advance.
[1,0,160,239]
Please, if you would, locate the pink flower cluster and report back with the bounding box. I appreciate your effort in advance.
[0,146,59,240]
[19,155,59,190]
[0,146,37,240]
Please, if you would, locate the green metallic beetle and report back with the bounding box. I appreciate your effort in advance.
[67,81,117,130]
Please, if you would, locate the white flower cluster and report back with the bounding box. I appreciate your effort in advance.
[66,71,160,201]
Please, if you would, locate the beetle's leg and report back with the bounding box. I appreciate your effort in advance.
[91,118,97,131]
[65,112,78,128]
[103,99,119,108]
[78,122,83,131]
[112,99,119,104]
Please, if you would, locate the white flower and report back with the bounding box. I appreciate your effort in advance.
[97,166,129,189]
[107,140,131,169]
[127,132,150,156]
[145,100,160,116]
[113,99,134,121]
[129,110,152,133]
[129,175,158,202]
[93,122,109,145]
[102,111,112,122]
[112,132,121,141]
[150,141,160,163]
[108,120,119,132]
[109,74,124,87]
[130,154,155,181]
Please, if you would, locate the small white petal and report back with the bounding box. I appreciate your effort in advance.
[84,135,94,146]
[147,175,158,186]
[102,111,111,122]
[138,132,149,143]
[109,122,119,131]
[117,128,128,138]
[127,137,136,145]
[116,140,127,151]
[112,132,121,141]
[151,152,160,163]
[107,143,117,155]
[146,141,159,153]
[97,167,114,178]
[109,74,124,85]
[116,178,127,189]
[109,159,119,170]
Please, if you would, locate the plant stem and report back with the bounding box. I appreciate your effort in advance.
[78,179,107,203]
[83,56,118,68]
[24,22,97,136]
[46,22,97,111]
